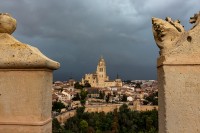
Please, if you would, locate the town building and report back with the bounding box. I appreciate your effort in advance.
[81,56,123,87]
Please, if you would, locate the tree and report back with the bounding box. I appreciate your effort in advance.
[135,82,141,88]
[74,82,83,89]
[99,91,105,99]
[52,101,65,113]
[84,82,91,88]
[143,100,149,105]
[80,89,88,105]
[95,129,102,133]
[72,93,80,101]
[64,116,79,132]
[121,94,127,102]
[76,106,85,119]
[148,127,157,133]
[52,118,62,133]
[146,117,153,131]
[106,93,111,103]
[87,126,95,133]
[111,109,119,133]
[145,92,158,105]
[63,104,158,133]
[80,120,88,133]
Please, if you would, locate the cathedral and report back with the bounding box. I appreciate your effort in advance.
[81,56,123,88]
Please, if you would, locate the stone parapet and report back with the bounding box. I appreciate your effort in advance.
[0,13,59,133]
[152,12,200,133]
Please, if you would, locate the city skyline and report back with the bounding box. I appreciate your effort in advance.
[1,1,199,81]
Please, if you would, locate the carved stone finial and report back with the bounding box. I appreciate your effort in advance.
[190,11,200,29]
[0,13,60,70]
[152,17,184,55]
[152,11,200,66]
[0,13,17,34]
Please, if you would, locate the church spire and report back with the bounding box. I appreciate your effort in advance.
[98,55,105,64]
[116,73,119,79]
[99,55,104,61]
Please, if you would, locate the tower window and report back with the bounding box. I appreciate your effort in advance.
[99,68,103,72]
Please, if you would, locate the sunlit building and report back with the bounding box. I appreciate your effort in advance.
[81,56,122,87]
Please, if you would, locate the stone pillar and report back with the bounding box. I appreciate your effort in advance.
[152,12,200,133]
[0,13,60,133]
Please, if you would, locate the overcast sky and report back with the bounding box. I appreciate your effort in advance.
[1,0,199,81]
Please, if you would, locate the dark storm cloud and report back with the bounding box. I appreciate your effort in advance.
[1,0,200,80]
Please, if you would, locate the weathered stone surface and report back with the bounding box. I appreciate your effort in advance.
[0,33,60,69]
[0,13,16,34]
[0,121,52,133]
[0,13,60,133]
[152,17,184,55]
[152,12,200,133]
[0,70,52,133]
[0,71,52,122]
[158,66,200,133]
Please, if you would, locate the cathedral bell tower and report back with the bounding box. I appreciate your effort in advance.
[96,56,109,85]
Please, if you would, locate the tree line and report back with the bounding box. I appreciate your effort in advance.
[53,104,158,133]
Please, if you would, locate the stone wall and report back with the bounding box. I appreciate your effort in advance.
[152,12,200,133]
[56,104,158,124]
